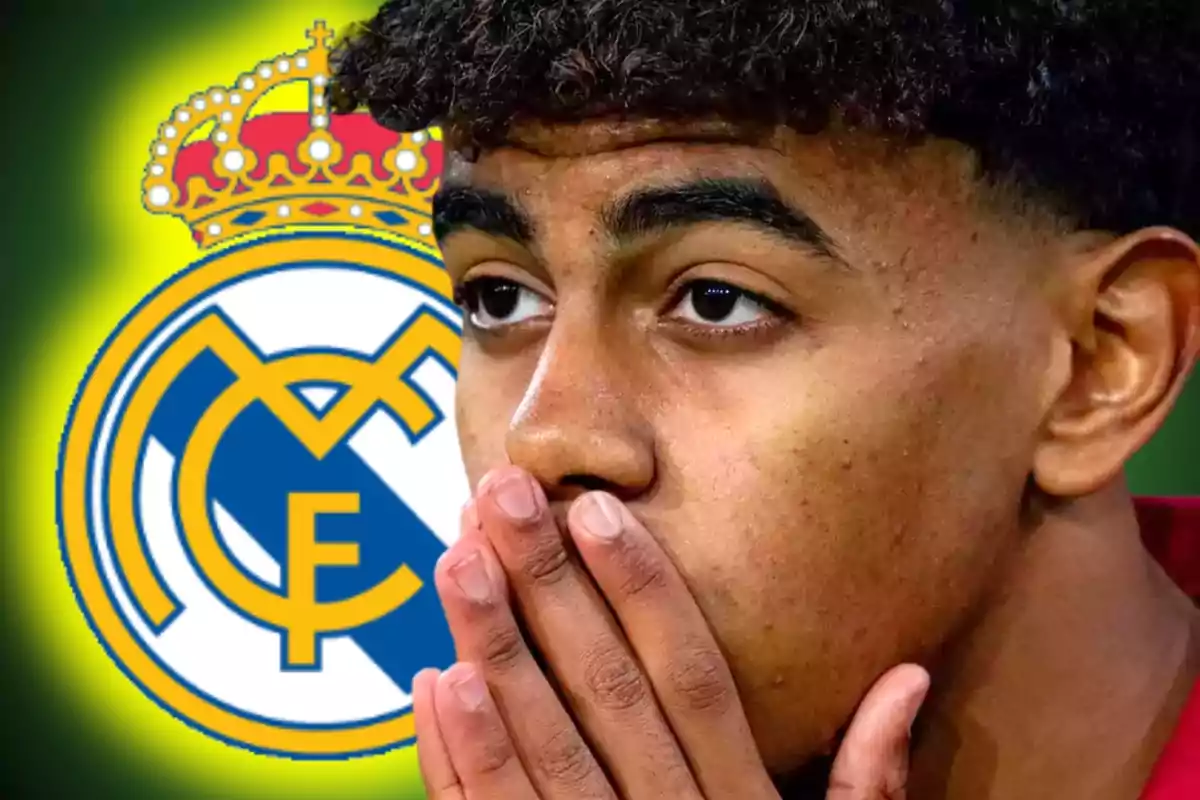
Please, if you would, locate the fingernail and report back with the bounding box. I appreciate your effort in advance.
[448,548,494,603]
[475,468,507,495]
[577,493,624,540]
[492,473,541,523]
[447,665,487,711]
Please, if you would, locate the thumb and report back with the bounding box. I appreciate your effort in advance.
[826,664,930,800]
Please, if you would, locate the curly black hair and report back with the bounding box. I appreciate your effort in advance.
[331,0,1200,236]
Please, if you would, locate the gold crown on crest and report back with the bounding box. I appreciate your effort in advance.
[141,21,442,250]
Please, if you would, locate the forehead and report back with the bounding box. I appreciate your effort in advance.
[453,119,988,219]
[446,119,1029,271]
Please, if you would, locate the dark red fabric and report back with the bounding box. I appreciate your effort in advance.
[1136,497,1200,799]
[1137,497,1200,602]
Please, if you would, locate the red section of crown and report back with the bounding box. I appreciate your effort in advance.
[170,113,444,207]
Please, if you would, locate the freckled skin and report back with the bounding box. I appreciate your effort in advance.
[444,121,1200,794]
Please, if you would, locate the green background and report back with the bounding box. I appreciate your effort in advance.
[1,2,1196,798]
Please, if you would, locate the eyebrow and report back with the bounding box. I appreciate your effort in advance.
[601,178,836,257]
[433,177,836,258]
[432,186,535,245]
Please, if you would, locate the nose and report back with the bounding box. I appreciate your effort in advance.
[504,326,655,504]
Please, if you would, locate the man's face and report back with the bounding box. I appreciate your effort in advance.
[439,122,1058,772]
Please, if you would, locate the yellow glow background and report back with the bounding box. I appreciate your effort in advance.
[7,2,431,797]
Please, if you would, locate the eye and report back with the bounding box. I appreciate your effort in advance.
[666,280,778,327]
[455,277,552,330]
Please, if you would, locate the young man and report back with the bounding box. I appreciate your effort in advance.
[333,2,1200,797]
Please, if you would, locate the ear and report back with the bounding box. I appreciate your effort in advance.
[1033,227,1200,497]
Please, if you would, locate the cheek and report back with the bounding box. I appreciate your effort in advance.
[644,336,1031,771]
[454,351,525,486]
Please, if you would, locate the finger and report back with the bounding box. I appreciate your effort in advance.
[434,535,617,800]
[567,491,778,798]
[432,662,540,799]
[413,668,465,800]
[826,664,930,800]
[475,466,701,799]
[461,498,482,542]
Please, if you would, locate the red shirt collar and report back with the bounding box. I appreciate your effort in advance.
[1141,683,1200,800]
[1135,497,1200,799]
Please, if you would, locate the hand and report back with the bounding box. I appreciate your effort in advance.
[826,663,930,799]
[414,466,929,798]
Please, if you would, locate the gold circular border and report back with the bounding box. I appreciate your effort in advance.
[59,232,455,757]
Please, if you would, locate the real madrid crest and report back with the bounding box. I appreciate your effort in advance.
[57,21,468,759]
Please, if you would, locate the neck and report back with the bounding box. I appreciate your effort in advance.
[910,485,1200,800]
